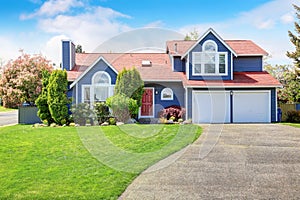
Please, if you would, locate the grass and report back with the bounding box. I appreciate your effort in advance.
[282,123,300,128]
[0,106,16,112]
[0,124,202,199]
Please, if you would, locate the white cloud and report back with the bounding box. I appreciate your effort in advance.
[20,0,84,19]
[179,0,298,65]
[35,6,131,65]
[280,12,294,24]
[144,20,165,28]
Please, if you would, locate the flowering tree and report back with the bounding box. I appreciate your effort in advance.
[0,53,52,108]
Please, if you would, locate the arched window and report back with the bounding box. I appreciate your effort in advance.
[161,88,173,100]
[93,71,110,85]
[192,40,227,75]
[203,40,217,52]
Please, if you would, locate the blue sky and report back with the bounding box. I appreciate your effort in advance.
[0,0,298,66]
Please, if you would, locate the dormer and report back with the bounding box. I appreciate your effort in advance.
[182,28,236,81]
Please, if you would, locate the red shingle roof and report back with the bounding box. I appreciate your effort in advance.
[165,40,268,56]
[183,72,281,87]
[225,40,268,56]
[67,53,182,82]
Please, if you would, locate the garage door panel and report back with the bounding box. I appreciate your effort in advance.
[193,91,230,123]
[233,91,270,123]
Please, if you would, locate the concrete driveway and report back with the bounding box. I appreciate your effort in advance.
[120,124,300,199]
[0,110,18,126]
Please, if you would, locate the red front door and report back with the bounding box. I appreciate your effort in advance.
[141,88,153,117]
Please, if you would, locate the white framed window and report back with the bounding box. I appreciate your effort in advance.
[161,88,173,100]
[82,71,114,105]
[192,40,228,76]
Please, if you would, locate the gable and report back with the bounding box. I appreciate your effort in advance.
[70,57,118,88]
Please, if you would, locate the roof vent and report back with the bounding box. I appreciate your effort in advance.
[174,43,178,53]
[142,60,152,66]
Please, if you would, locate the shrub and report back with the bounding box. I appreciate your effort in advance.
[286,110,300,123]
[159,105,186,122]
[94,102,110,124]
[71,103,96,126]
[47,70,70,125]
[106,94,138,123]
[108,117,117,125]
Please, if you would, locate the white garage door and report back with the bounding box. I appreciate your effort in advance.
[233,91,271,123]
[192,91,230,123]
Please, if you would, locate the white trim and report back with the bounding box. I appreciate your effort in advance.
[185,87,188,120]
[75,83,78,104]
[70,56,118,88]
[69,41,72,71]
[144,80,182,82]
[231,53,233,80]
[161,88,174,100]
[81,84,90,104]
[139,87,155,118]
[171,55,174,71]
[186,54,189,79]
[185,85,282,89]
[236,54,267,56]
[181,28,237,59]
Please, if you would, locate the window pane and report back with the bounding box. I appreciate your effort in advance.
[219,54,226,74]
[94,86,108,101]
[93,73,109,84]
[204,42,216,52]
[205,64,215,73]
[193,53,201,63]
[84,87,90,103]
[194,64,201,73]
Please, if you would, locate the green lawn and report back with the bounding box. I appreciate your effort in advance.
[0,106,16,112]
[282,123,300,128]
[0,124,202,199]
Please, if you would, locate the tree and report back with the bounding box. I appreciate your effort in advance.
[35,70,54,125]
[184,28,199,41]
[75,45,83,53]
[287,4,300,77]
[114,67,144,107]
[0,53,52,108]
[265,64,300,103]
[47,70,70,125]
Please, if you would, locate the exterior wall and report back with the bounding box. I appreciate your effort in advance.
[173,56,185,72]
[62,40,75,71]
[188,32,233,80]
[75,59,117,103]
[233,56,263,72]
[187,87,277,123]
[144,82,185,118]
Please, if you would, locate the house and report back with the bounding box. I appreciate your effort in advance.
[63,28,281,123]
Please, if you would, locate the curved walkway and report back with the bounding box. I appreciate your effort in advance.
[120,124,300,199]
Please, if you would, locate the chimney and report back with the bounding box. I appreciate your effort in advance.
[62,40,75,71]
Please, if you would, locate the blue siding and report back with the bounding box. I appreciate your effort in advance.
[271,88,276,122]
[145,82,185,118]
[296,104,300,111]
[173,56,185,72]
[62,41,70,71]
[76,59,118,103]
[233,56,263,72]
[188,32,232,80]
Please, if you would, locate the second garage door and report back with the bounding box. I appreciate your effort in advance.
[233,91,271,123]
